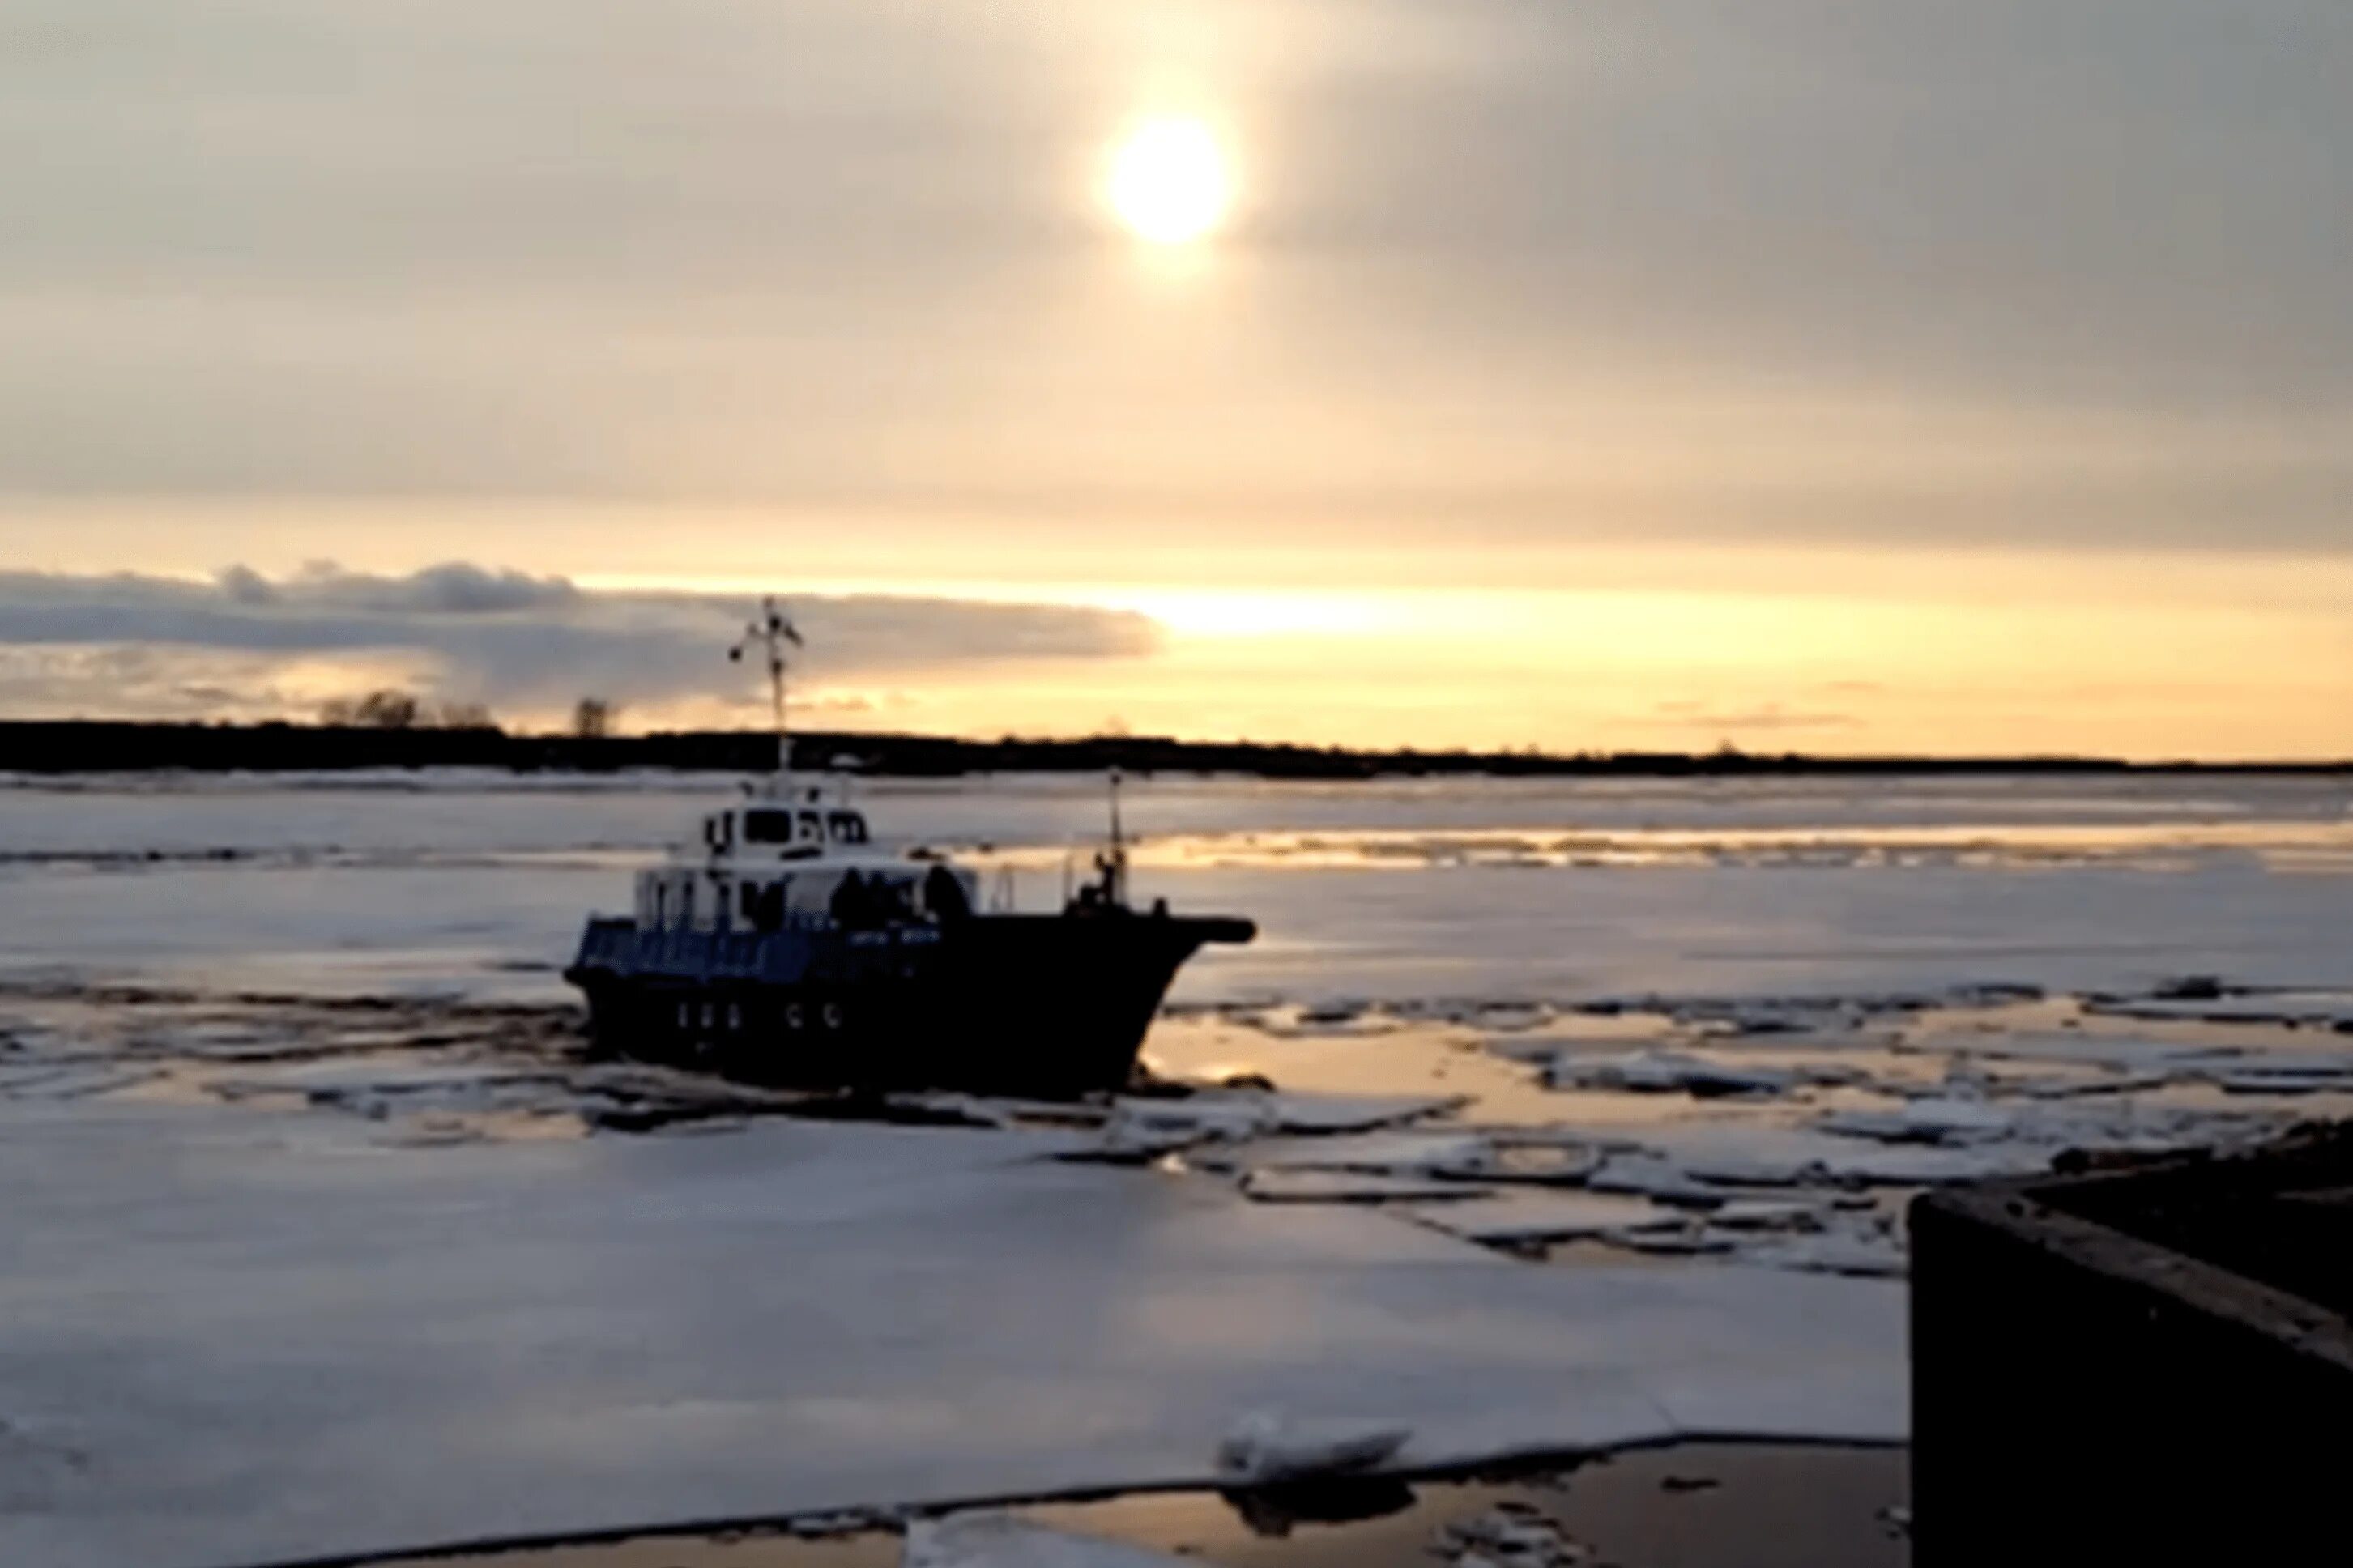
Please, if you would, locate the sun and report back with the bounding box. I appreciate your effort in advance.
[1106,117,1232,245]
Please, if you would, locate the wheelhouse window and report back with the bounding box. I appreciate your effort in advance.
[742,808,795,844]
[798,810,823,840]
[828,811,869,845]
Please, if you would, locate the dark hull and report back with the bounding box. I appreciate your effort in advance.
[564,912,1253,1097]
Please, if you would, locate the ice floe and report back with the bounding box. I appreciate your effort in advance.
[1737,1221,1911,1279]
[1424,1140,1604,1187]
[1434,1505,1592,1567]
[1671,1148,1831,1188]
[1480,1117,2048,1193]
[1925,1029,2245,1076]
[1242,1169,1488,1204]
[1816,1144,2039,1186]
[1216,1410,1412,1482]
[1584,1153,1743,1206]
[906,1513,1200,1568]
[1107,1089,1462,1144]
[2210,1064,2353,1094]
[1815,1095,2016,1146]
[1612,1223,1739,1256]
[1705,1197,1830,1231]
[1544,1049,1799,1099]
[2086,988,2353,1029]
[1399,1190,1686,1246]
[1249,1089,1468,1132]
[1220,1129,1494,1175]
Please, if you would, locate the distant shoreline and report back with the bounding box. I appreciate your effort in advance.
[2,720,2347,779]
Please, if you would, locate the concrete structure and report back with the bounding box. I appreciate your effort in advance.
[1912,1124,2353,1565]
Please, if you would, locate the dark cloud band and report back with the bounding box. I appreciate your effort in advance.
[0,565,1158,723]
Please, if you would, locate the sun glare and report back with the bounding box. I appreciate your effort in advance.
[1106,117,1232,245]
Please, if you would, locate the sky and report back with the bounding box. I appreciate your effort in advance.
[2,1,2350,756]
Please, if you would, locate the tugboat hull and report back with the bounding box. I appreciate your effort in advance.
[565,913,1253,1097]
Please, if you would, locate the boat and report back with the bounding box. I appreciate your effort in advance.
[562,597,1255,1097]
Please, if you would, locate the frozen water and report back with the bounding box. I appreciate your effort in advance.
[5,770,2352,1561]
[0,1096,1905,1568]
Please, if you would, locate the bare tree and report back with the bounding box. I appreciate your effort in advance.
[572,697,617,739]
[352,689,420,730]
[436,701,497,731]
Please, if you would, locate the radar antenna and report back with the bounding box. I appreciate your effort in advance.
[727,595,803,775]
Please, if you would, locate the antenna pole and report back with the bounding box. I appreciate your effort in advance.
[1107,768,1127,906]
[730,595,803,778]
[769,614,786,776]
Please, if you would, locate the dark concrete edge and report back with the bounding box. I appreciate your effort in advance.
[1909,1172,2353,1376]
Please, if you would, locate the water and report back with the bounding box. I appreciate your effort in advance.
[3,770,2348,1004]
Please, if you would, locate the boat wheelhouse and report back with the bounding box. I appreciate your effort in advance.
[632,784,969,937]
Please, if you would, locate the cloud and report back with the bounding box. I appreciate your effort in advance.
[0,565,1157,725]
[1,2,2349,556]
[215,560,581,615]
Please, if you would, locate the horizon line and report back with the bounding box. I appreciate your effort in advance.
[4,717,2350,776]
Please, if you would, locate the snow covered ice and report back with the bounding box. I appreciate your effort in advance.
[0,1093,1905,1568]
[1215,1410,1411,1481]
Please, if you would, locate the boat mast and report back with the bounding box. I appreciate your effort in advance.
[1106,767,1128,906]
[729,596,802,777]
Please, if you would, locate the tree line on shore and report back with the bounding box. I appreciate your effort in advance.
[311,689,617,739]
[3,712,2344,778]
